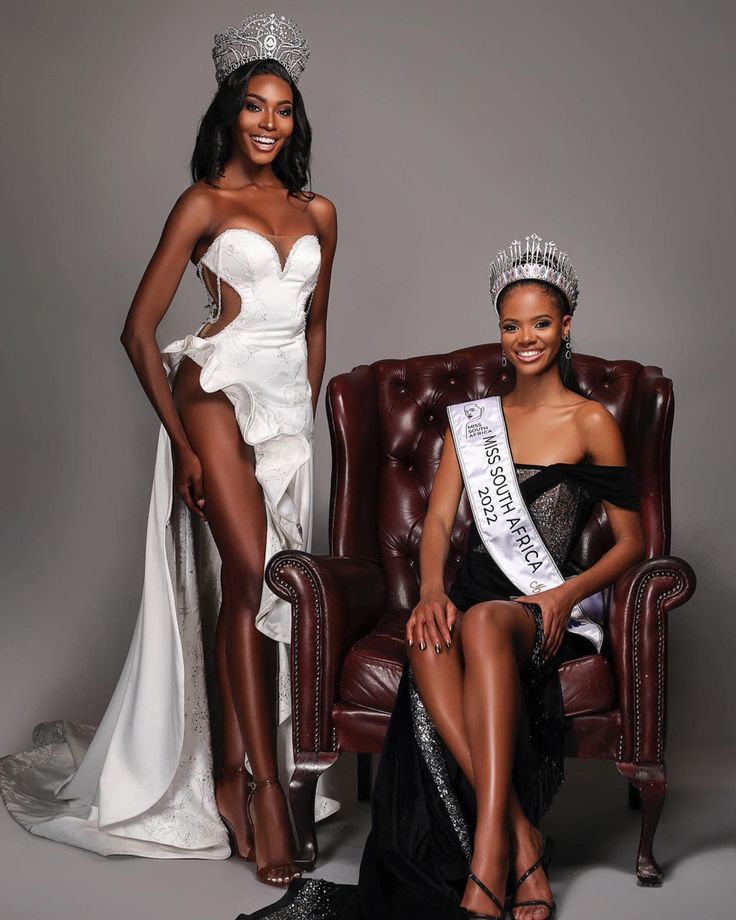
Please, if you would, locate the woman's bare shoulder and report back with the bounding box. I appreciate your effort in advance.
[307,192,337,228]
[573,399,626,464]
[159,184,216,243]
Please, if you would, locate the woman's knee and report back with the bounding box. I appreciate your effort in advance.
[462,600,519,644]
[220,563,262,615]
[407,636,461,672]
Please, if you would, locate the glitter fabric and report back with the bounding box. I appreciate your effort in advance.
[237,879,342,920]
[516,467,588,566]
[408,672,472,858]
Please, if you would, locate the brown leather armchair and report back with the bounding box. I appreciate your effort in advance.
[266,345,696,884]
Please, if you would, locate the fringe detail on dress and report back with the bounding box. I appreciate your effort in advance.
[517,603,567,827]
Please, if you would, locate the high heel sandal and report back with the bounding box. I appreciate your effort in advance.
[464,872,505,920]
[510,836,557,920]
[246,776,302,888]
[215,765,254,861]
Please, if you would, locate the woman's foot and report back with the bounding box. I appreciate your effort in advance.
[461,841,509,918]
[215,766,254,860]
[247,777,302,887]
[510,823,554,920]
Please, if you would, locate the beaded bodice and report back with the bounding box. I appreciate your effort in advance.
[518,466,589,565]
[195,229,321,341]
[469,465,589,568]
[450,460,639,609]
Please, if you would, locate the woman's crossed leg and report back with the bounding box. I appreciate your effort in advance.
[409,600,553,920]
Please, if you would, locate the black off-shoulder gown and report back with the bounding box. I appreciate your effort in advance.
[238,464,639,920]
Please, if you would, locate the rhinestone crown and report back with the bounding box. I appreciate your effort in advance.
[212,11,310,86]
[490,234,579,314]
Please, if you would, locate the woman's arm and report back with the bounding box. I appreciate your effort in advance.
[120,186,213,517]
[562,401,646,603]
[304,195,337,415]
[518,401,646,659]
[406,433,464,651]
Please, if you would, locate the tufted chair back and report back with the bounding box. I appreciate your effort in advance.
[328,344,672,614]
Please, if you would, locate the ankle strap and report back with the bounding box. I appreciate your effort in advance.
[468,873,503,914]
[248,776,280,790]
[514,855,543,890]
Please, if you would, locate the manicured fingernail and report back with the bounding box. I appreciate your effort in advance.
[434,643,441,655]
[407,638,413,647]
[446,640,452,649]
[450,623,455,634]
[419,641,426,651]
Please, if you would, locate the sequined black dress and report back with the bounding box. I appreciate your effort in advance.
[238,464,639,920]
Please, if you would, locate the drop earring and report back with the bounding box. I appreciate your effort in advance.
[501,350,507,367]
[564,335,572,361]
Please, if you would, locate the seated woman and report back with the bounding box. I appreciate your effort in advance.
[240,235,645,920]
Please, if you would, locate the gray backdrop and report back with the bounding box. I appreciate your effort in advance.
[1,0,734,763]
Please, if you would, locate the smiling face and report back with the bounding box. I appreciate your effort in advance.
[232,72,294,165]
[498,282,572,379]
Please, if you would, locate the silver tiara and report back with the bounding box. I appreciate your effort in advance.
[212,12,310,86]
[490,234,579,314]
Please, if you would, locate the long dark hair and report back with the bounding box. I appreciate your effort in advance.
[498,280,585,395]
[190,59,313,198]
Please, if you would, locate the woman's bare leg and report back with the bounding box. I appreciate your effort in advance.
[175,358,298,884]
[407,612,474,784]
[459,600,536,915]
[409,604,552,920]
[213,603,254,857]
[507,792,554,920]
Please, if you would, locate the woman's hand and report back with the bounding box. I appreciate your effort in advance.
[173,445,206,520]
[514,584,575,661]
[406,590,458,653]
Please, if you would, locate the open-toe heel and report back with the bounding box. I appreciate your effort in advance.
[247,776,302,888]
[464,872,505,920]
[510,836,557,920]
[215,765,254,861]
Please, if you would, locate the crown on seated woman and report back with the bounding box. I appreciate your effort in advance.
[490,234,579,314]
[212,11,310,86]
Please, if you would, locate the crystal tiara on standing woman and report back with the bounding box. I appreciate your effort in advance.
[490,233,580,314]
[212,11,311,86]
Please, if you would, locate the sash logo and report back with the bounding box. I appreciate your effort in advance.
[464,404,493,440]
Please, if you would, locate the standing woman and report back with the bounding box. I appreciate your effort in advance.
[241,236,644,919]
[0,12,336,889]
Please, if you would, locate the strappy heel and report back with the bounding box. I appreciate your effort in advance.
[246,776,302,888]
[510,836,557,920]
[215,765,254,861]
[464,872,505,920]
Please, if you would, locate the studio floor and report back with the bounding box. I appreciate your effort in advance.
[1,745,733,920]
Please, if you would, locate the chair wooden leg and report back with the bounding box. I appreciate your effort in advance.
[616,762,667,885]
[357,753,373,801]
[289,752,339,869]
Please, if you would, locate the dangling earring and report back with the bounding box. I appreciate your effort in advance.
[501,350,507,367]
[564,334,572,361]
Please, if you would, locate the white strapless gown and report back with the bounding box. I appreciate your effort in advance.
[0,229,338,857]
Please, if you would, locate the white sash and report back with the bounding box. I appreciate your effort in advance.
[447,396,604,652]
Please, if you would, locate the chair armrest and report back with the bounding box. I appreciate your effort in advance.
[608,556,696,763]
[266,552,386,754]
